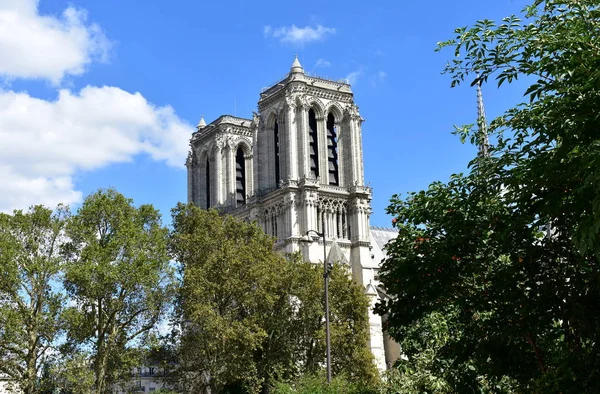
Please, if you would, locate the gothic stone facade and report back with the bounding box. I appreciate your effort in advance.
[186,57,398,371]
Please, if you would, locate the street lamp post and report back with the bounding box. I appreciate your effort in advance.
[303,228,332,383]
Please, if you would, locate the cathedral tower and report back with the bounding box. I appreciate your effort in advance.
[186,57,395,371]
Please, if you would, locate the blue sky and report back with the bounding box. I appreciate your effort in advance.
[0,0,531,227]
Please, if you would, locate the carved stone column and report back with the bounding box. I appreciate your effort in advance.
[298,99,310,179]
[344,104,363,187]
[251,112,260,196]
[356,116,365,185]
[226,136,237,207]
[285,96,298,181]
[214,139,225,206]
[317,113,327,185]
[245,153,253,200]
[335,121,344,187]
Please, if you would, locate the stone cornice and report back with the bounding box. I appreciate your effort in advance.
[259,74,354,109]
[351,240,372,248]
[191,125,253,148]
[191,115,252,143]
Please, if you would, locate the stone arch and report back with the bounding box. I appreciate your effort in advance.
[258,110,281,190]
[325,102,344,123]
[277,105,287,125]
[194,145,214,210]
[307,97,325,119]
[197,146,210,162]
[236,138,252,155]
[236,137,253,201]
[263,110,278,130]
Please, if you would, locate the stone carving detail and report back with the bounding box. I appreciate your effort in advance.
[215,134,227,149]
[185,151,193,167]
[298,96,310,110]
[251,111,260,129]
[284,94,297,111]
[283,193,297,208]
[344,103,361,122]
[227,135,237,149]
[317,197,349,240]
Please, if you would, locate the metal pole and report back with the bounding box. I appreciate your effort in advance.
[305,223,332,384]
[323,230,331,383]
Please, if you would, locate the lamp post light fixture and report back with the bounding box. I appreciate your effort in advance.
[301,229,332,383]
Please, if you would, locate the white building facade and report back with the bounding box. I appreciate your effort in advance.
[186,57,398,371]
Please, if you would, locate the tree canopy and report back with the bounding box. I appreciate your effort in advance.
[62,189,173,394]
[377,1,600,392]
[170,204,377,394]
[0,205,68,394]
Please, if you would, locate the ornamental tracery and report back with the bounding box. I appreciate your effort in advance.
[317,197,349,240]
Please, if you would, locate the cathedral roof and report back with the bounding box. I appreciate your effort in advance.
[369,226,398,264]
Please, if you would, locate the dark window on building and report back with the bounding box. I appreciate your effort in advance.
[308,109,319,178]
[274,120,281,186]
[326,113,339,185]
[205,158,211,209]
[236,148,246,205]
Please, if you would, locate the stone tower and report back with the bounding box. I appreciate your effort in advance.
[186,56,396,371]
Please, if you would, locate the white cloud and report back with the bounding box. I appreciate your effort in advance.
[0,86,193,212]
[0,2,191,213]
[315,58,332,68]
[345,69,364,86]
[370,70,386,86]
[263,24,335,45]
[0,0,111,85]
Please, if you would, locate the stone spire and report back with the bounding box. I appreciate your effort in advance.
[290,54,304,74]
[197,116,207,131]
[476,76,490,157]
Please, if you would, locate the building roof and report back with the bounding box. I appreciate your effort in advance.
[369,226,398,265]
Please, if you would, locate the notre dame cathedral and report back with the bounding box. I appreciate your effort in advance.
[185,56,399,371]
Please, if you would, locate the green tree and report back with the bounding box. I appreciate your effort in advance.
[0,205,68,394]
[50,352,96,394]
[271,373,374,394]
[62,189,173,394]
[170,204,377,394]
[378,0,600,392]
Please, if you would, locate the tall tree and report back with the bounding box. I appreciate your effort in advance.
[170,204,377,394]
[0,205,68,394]
[62,189,173,394]
[377,1,600,392]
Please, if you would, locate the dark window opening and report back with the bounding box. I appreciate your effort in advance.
[326,113,339,185]
[309,109,319,179]
[205,158,211,209]
[236,148,246,205]
[270,212,278,239]
[274,120,281,186]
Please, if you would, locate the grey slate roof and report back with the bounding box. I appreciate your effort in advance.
[369,226,398,265]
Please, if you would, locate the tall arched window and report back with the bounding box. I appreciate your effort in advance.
[205,157,211,209]
[308,109,319,178]
[274,119,281,186]
[326,113,339,185]
[235,148,246,205]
